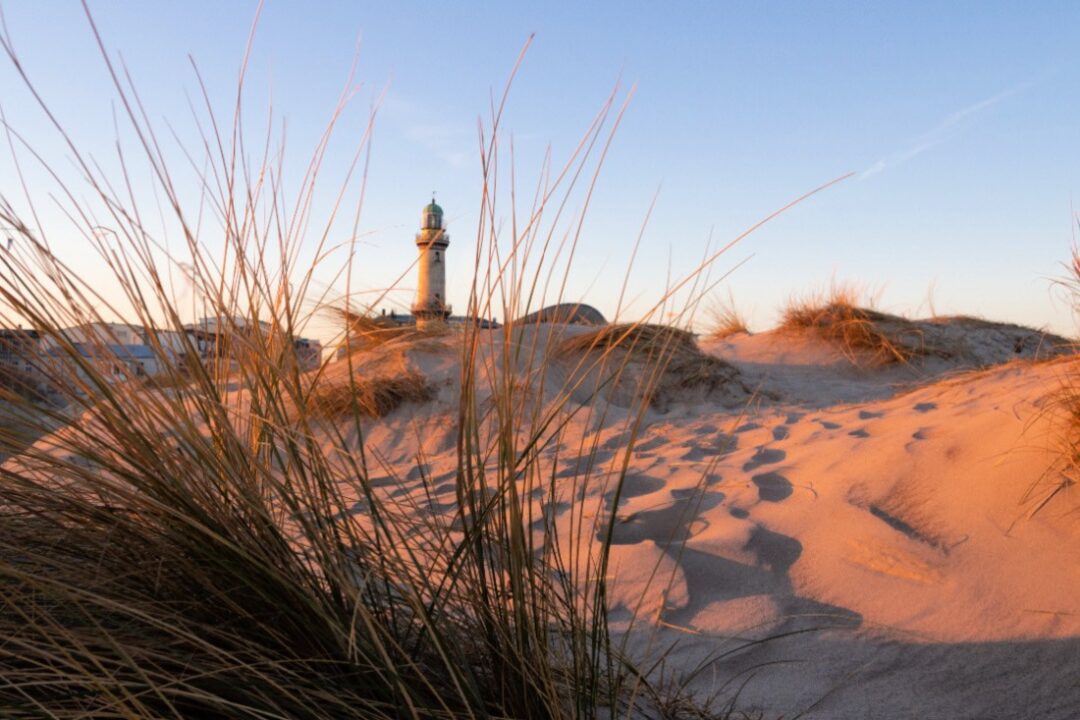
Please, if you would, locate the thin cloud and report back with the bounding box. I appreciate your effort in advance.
[862,82,1032,179]
[405,123,472,169]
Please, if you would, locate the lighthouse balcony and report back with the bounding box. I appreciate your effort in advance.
[410,299,452,317]
[415,230,449,248]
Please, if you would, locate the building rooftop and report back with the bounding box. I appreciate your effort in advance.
[55,343,157,360]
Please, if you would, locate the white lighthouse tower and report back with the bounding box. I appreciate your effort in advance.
[411,197,451,329]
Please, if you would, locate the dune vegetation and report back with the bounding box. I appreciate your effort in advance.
[779,284,935,366]
[0,18,785,719]
[3,8,1079,720]
[703,295,750,340]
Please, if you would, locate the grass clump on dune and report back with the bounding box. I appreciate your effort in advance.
[782,284,1070,370]
[1035,246,1080,519]
[0,25,590,720]
[559,322,701,356]
[327,306,422,353]
[559,323,746,408]
[704,295,750,339]
[780,285,938,367]
[0,17,705,717]
[309,370,434,419]
[0,10,838,717]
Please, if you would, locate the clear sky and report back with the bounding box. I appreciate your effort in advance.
[1,1,1079,339]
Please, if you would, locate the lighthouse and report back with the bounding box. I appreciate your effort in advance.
[411,198,451,329]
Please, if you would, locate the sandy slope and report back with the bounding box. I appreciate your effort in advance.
[614,351,1079,718]
[10,321,1080,718]
[365,324,1079,718]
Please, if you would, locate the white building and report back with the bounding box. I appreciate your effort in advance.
[58,322,144,347]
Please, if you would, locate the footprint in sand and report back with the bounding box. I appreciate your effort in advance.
[752,472,793,502]
[405,464,432,482]
[634,436,667,453]
[729,507,750,519]
[555,449,616,478]
[742,447,785,472]
[367,475,396,488]
[744,525,802,574]
[529,501,572,532]
[735,422,762,433]
[680,433,738,461]
[670,487,727,510]
[904,427,934,452]
[848,428,870,439]
[614,473,667,501]
[784,412,804,425]
[858,410,885,420]
[914,402,937,413]
[432,479,457,496]
[814,419,842,430]
[425,497,459,514]
[771,425,790,441]
[609,490,726,545]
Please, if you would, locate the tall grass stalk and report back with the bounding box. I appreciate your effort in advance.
[0,8,842,718]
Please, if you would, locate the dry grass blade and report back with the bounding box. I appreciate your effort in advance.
[704,296,749,339]
[0,17,663,716]
[0,7,835,717]
[326,306,420,353]
[558,323,700,358]
[308,371,434,420]
[559,323,746,409]
[780,287,934,367]
[1038,244,1080,519]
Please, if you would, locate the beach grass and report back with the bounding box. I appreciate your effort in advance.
[780,284,928,367]
[0,16,696,718]
[704,295,750,339]
[0,9,844,717]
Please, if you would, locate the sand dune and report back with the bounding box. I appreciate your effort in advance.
[11,319,1080,718]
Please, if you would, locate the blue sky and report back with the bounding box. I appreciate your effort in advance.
[1,1,1079,338]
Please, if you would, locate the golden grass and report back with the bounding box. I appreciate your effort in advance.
[1036,247,1080,519]
[704,295,749,339]
[0,11,837,715]
[0,23,671,716]
[559,322,700,357]
[780,287,935,367]
[308,371,434,419]
[558,323,744,408]
[326,307,420,354]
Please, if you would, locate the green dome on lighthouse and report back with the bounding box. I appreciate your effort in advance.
[421,196,444,231]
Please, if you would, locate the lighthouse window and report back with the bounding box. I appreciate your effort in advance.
[435,251,441,262]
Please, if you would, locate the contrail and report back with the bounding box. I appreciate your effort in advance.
[862,81,1033,179]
